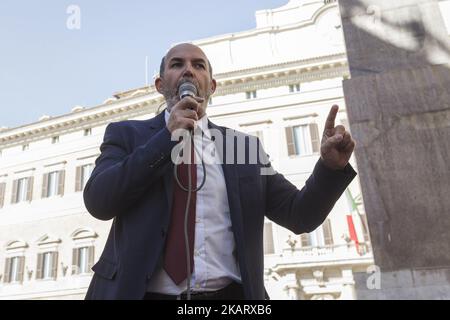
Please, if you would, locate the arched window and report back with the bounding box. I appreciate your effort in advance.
[35,234,61,280]
[70,228,97,275]
[3,240,28,284]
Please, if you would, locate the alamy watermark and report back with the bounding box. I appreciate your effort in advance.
[66,5,81,30]
[366,265,381,290]
[170,128,276,176]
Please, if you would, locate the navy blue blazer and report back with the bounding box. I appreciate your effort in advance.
[83,111,356,300]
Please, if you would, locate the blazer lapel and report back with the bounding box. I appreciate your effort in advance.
[162,162,174,215]
[208,120,244,234]
[148,111,174,215]
[208,121,250,295]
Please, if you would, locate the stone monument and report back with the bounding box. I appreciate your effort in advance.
[338,0,450,299]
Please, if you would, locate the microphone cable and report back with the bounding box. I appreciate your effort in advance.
[173,130,206,300]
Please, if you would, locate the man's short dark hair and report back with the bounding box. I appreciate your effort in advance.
[159,56,213,78]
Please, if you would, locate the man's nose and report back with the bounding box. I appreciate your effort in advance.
[182,63,194,77]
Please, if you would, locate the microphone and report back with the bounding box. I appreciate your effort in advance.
[178,81,198,134]
[179,81,198,100]
[175,80,203,300]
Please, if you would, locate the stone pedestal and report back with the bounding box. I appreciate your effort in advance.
[338,0,450,299]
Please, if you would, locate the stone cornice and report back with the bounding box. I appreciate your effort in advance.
[215,52,346,80]
[194,1,338,46]
[0,95,164,149]
[215,64,348,96]
[214,53,348,96]
[0,54,348,148]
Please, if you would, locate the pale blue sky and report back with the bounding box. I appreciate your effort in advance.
[0,0,287,129]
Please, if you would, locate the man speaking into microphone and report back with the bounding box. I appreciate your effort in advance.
[83,43,357,300]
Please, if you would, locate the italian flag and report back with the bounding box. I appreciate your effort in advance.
[345,188,364,255]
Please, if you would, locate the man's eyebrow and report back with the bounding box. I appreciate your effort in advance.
[192,58,207,64]
[168,57,207,64]
[167,57,183,63]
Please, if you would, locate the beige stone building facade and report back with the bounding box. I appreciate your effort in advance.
[4,0,447,299]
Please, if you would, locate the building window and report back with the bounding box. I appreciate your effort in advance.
[75,164,94,192]
[263,222,275,254]
[0,182,6,208]
[3,256,25,284]
[51,136,59,144]
[289,84,301,93]
[71,228,97,275]
[22,144,29,151]
[72,246,94,275]
[300,233,311,248]
[299,219,334,248]
[245,90,257,100]
[36,252,58,280]
[42,170,65,198]
[11,177,33,204]
[285,123,320,156]
[84,128,92,136]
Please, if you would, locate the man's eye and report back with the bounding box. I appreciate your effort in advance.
[171,63,182,68]
[195,64,205,69]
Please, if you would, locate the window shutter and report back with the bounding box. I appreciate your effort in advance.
[88,246,95,272]
[0,182,5,208]
[36,253,43,280]
[41,173,49,198]
[51,252,58,279]
[285,127,296,156]
[26,177,34,202]
[11,179,18,204]
[300,233,311,247]
[75,166,82,192]
[309,123,320,154]
[4,258,11,283]
[72,248,79,275]
[323,219,334,246]
[58,170,65,196]
[17,256,25,283]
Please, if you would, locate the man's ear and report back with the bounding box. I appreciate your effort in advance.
[210,79,217,95]
[155,77,163,94]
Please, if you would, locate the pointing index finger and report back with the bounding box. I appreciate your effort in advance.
[325,105,339,131]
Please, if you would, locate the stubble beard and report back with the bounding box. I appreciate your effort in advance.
[163,82,211,114]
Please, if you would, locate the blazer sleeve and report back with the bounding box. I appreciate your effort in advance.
[265,158,357,235]
[83,122,178,221]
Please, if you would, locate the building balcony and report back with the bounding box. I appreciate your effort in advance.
[265,242,374,274]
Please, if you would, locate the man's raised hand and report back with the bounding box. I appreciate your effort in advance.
[320,105,356,170]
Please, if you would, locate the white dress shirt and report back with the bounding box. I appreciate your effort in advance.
[146,110,241,294]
